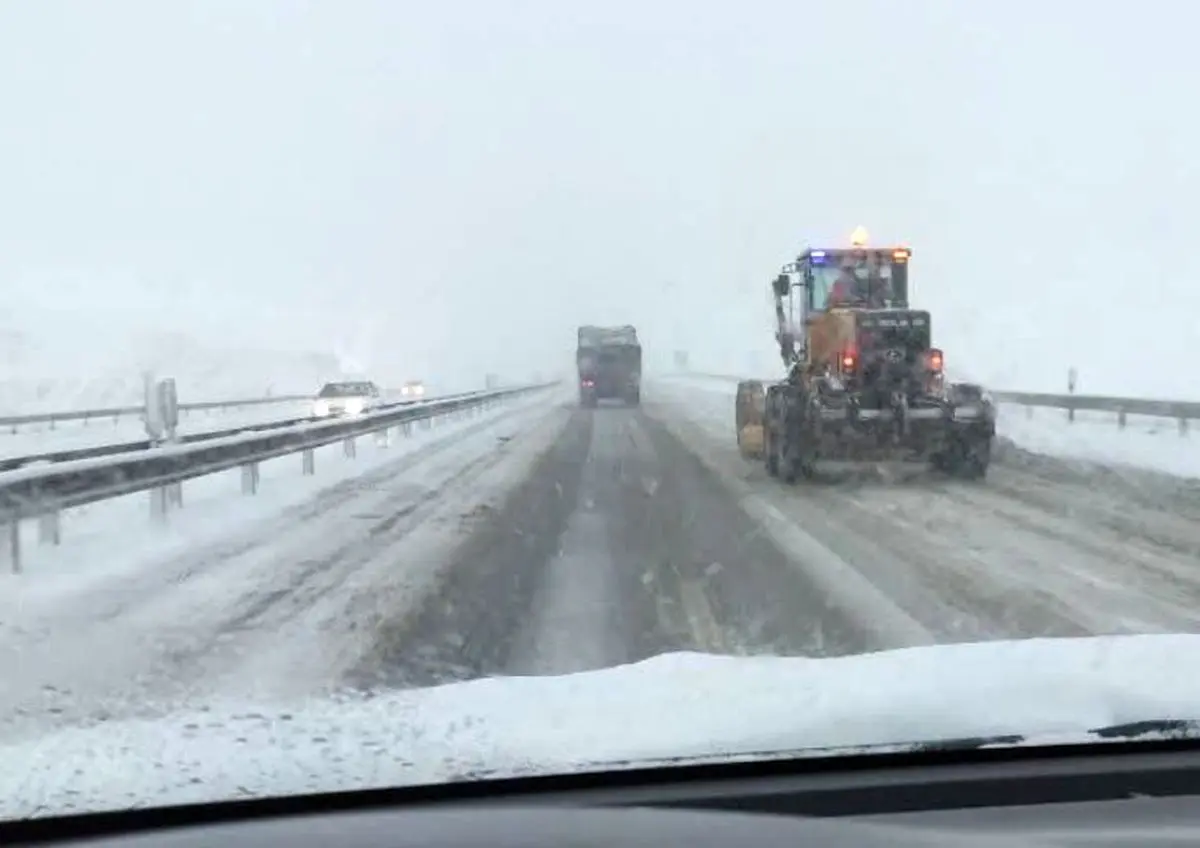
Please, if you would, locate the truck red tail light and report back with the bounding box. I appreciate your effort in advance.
[581,379,595,388]
[926,348,944,372]
[840,345,858,371]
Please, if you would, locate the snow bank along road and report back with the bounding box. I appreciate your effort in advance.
[3,378,1200,744]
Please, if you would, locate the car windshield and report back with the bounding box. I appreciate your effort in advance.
[318,382,372,398]
[1,0,1197,827]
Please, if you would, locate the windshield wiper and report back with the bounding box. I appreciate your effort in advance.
[453,723,1200,785]
[908,733,1026,753]
[911,720,1200,752]
[1088,719,1200,740]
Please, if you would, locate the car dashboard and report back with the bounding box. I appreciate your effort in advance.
[8,737,1200,846]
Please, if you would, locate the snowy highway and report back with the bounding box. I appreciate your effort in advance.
[2,378,1200,749]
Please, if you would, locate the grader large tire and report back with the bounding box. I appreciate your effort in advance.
[735,380,766,459]
[764,428,780,477]
[738,425,764,458]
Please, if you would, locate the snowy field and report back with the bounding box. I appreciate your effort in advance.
[997,404,1200,480]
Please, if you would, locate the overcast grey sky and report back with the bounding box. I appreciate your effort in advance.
[1,1,1196,393]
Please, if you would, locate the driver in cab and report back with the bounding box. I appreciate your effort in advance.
[828,261,892,308]
[828,263,861,307]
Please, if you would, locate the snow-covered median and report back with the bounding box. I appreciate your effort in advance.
[996,404,1200,479]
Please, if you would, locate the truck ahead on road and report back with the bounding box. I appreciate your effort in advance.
[576,324,642,407]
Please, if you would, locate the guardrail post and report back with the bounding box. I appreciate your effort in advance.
[168,482,183,508]
[375,428,391,448]
[38,511,61,546]
[241,463,260,495]
[4,520,20,574]
[344,436,357,458]
[302,448,315,475]
[1118,409,1127,429]
[150,487,169,523]
[402,421,413,437]
[1181,418,1189,436]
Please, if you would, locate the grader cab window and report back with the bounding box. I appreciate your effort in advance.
[806,250,908,310]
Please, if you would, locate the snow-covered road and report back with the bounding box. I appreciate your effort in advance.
[651,377,1200,642]
[4,376,1200,817]
[0,387,571,742]
[667,373,1200,480]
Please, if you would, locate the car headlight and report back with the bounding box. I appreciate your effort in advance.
[314,400,329,416]
[345,398,365,414]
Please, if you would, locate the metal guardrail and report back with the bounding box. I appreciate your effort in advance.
[0,394,312,431]
[0,387,436,432]
[0,383,557,572]
[679,373,1198,435]
[0,390,483,474]
[995,390,1200,431]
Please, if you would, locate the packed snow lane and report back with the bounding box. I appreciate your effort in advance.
[0,388,570,743]
[649,378,1200,643]
[352,401,880,691]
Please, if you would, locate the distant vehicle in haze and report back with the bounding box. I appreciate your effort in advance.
[400,380,426,399]
[577,324,642,407]
[312,380,381,417]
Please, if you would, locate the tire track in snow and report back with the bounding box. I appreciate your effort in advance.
[348,403,594,688]
[355,400,880,693]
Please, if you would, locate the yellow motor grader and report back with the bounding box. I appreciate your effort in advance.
[735,228,995,480]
